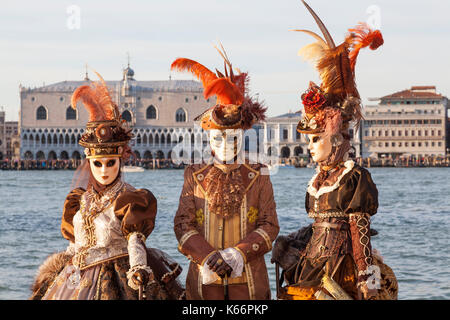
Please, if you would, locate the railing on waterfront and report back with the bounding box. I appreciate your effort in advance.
[1,155,449,170]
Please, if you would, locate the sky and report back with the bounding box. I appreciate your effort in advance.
[1,0,449,121]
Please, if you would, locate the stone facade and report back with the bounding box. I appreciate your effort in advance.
[264,111,362,160]
[361,86,449,158]
[19,66,215,160]
[0,110,20,160]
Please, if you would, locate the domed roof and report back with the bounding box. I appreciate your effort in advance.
[123,65,135,80]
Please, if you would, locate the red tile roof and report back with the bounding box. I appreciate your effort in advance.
[381,86,443,100]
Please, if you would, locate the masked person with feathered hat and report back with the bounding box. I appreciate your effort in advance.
[271,1,398,300]
[172,46,279,300]
[30,72,184,300]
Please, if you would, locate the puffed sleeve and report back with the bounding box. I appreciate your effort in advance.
[61,188,85,242]
[344,167,378,216]
[235,170,280,263]
[113,188,157,240]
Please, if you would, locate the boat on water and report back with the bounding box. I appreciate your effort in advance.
[122,165,145,173]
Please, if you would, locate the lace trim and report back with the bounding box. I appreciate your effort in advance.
[307,160,355,199]
[127,232,148,269]
[73,180,127,269]
[126,265,153,291]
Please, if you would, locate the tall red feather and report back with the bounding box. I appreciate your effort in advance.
[347,23,384,71]
[170,58,218,92]
[71,85,108,122]
[204,78,244,105]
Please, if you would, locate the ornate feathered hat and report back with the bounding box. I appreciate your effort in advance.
[295,0,384,138]
[170,44,266,131]
[71,71,132,159]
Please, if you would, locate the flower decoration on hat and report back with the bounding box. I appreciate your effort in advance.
[71,70,133,159]
[294,0,384,139]
[170,44,266,131]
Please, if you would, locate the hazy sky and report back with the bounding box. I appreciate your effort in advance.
[1,0,449,121]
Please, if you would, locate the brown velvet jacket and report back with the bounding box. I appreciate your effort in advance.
[174,163,279,300]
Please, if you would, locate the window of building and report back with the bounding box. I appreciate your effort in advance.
[405,142,409,147]
[412,142,415,147]
[385,142,389,147]
[391,131,395,136]
[424,130,428,136]
[425,142,428,147]
[399,142,402,147]
[378,130,382,136]
[365,130,369,137]
[66,106,77,120]
[282,129,288,140]
[438,130,441,136]
[36,106,47,120]
[146,105,157,119]
[432,142,435,147]
[411,130,415,136]
[175,108,187,122]
[405,130,408,136]
[121,110,132,122]
[392,142,395,147]
[418,130,421,136]
[438,142,442,147]
[418,142,422,147]
[398,130,402,136]
[385,131,388,136]
[185,98,189,103]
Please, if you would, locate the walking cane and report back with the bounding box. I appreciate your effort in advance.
[223,274,229,300]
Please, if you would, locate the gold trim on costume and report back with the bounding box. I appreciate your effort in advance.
[243,164,260,193]
[254,228,272,250]
[245,263,256,300]
[179,230,199,248]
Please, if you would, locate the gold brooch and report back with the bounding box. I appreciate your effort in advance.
[247,206,258,224]
[195,208,204,225]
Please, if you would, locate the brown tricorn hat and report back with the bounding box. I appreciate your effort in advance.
[171,45,266,131]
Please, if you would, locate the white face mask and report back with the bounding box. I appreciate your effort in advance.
[89,157,121,185]
[209,129,243,163]
[307,133,332,163]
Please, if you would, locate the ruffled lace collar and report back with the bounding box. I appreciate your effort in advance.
[307,160,355,199]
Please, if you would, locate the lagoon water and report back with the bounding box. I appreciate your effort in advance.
[0,166,449,300]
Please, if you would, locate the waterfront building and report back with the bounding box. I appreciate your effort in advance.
[19,65,215,161]
[361,86,449,158]
[0,109,20,160]
[263,111,362,162]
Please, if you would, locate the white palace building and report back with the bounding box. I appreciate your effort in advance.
[19,65,216,162]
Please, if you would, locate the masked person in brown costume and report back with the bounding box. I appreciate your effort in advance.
[30,72,184,300]
[171,46,280,300]
[271,1,398,300]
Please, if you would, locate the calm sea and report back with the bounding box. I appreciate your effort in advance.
[0,167,449,300]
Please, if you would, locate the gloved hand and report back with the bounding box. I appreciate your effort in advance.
[131,268,152,288]
[206,251,233,278]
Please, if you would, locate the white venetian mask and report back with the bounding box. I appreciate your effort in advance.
[307,133,332,163]
[209,129,243,163]
[89,157,121,186]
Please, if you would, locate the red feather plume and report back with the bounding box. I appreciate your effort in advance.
[204,78,244,105]
[71,71,119,122]
[347,23,384,71]
[170,58,218,94]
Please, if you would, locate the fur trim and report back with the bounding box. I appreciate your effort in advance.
[30,251,72,300]
[271,225,313,271]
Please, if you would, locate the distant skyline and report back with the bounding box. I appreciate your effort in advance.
[1,0,449,121]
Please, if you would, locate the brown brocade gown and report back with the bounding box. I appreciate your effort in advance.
[30,179,179,300]
[286,160,398,300]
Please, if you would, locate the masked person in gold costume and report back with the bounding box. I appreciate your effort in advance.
[172,46,279,300]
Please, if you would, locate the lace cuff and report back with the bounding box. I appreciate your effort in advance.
[126,232,152,290]
[220,247,244,278]
[126,265,153,291]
